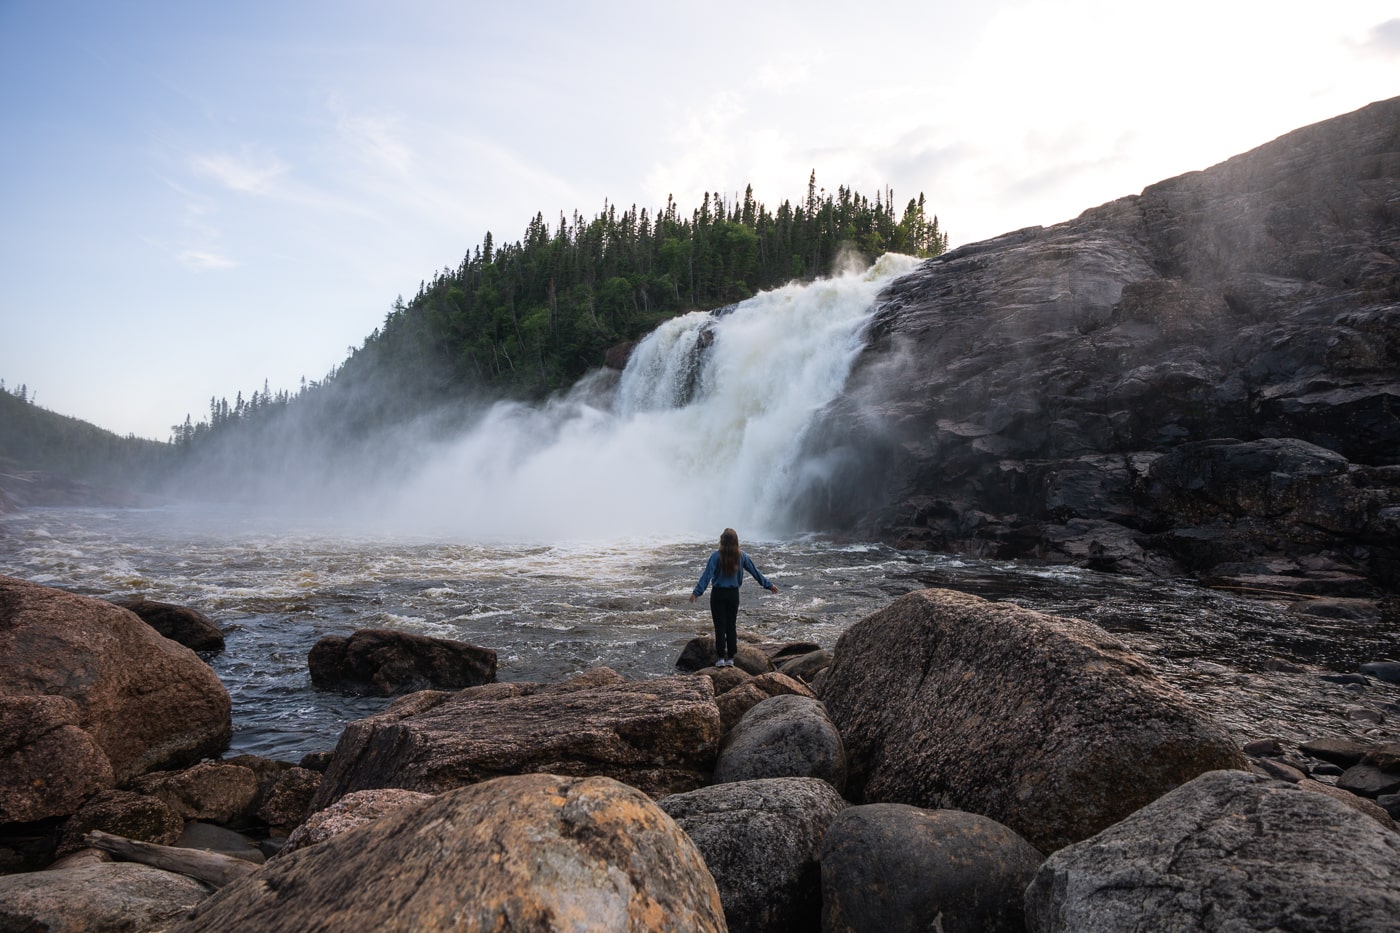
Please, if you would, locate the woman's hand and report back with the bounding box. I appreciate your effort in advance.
[689,594,697,603]
[769,584,779,594]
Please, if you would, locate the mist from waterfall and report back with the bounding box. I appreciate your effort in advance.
[373,253,921,543]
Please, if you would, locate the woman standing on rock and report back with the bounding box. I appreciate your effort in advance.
[689,528,779,667]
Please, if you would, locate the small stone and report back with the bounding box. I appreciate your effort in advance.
[1320,673,1370,687]
[1360,661,1400,685]
[1252,759,1305,783]
[1311,763,1345,777]
[1299,737,1373,767]
[1377,794,1400,819]
[1365,743,1400,773]
[1336,763,1400,798]
[1243,738,1284,757]
[1347,708,1385,724]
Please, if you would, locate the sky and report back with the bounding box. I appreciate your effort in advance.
[1,1,1396,441]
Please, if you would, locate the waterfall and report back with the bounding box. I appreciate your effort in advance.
[380,253,921,542]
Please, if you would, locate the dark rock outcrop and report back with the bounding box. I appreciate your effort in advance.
[1024,770,1400,932]
[111,596,226,653]
[821,804,1044,933]
[820,588,1246,852]
[172,774,727,933]
[0,576,232,787]
[792,96,1400,595]
[659,777,848,933]
[309,669,722,809]
[307,627,497,696]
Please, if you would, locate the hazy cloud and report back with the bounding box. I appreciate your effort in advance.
[192,148,288,195]
[178,249,239,270]
[1354,18,1400,56]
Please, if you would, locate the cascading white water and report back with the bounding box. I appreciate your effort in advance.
[379,253,921,542]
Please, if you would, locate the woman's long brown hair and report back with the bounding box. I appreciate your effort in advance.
[719,528,740,577]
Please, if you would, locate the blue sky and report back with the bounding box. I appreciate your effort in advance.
[2,1,1396,440]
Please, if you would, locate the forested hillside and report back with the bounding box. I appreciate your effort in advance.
[173,174,946,447]
[0,384,171,489]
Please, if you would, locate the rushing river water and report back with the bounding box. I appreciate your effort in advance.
[2,506,1395,764]
[3,255,1395,764]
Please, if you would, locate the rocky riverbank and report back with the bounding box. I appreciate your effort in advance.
[794,96,1400,601]
[2,575,1398,931]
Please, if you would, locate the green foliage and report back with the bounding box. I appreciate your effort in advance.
[178,173,948,446]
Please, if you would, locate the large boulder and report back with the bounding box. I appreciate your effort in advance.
[1024,770,1400,932]
[0,576,232,785]
[713,695,847,792]
[307,628,497,696]
[56,789,184,856]
[821,804,1044,933]
[310,669,722,809]
[0,694,114,823]
[172,773,726,933]
[660,777,847,933]
[110,596,226,653]
[0,861,212,932]
[820,588,1246,852]
[128,761,261,827]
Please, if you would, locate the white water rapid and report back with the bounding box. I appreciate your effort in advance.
[378,253,921,542]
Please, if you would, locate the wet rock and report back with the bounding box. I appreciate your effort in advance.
[310,670,722,809]
[0,576,231,786]
[0,861,211,932]
[279,788,434,856]
[1320,672,1370,686]
[172,774,726,933]
[0,694,114,823]
[307,627,497,696]
[110,596,226,654]
[1024,771,1400,932]
[659,777,847,933]
[57,789,182,856]
[716,671,816,733]
[1378,793,1400,819]
[821,803,1043,933]
[713,694,847,792]
[1361,661,1400,684]
[1252,758,1306,783]
[298,751,333,773]
[821,589,1245,852]
[129,761,261,827]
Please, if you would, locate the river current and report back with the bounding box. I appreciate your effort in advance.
[3,255,1395,763]
[4,506,1394,764]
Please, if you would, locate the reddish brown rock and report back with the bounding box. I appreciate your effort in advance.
[0,694,114,823]
[717,671,817,733]
[128,761,260,826]
[279,788,435,856]
[174,774,726,933]
[0,576,232,784]
[310,670,721,810]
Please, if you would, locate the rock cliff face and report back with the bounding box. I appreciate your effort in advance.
[797,97,1400,595]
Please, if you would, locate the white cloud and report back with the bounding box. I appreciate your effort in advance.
[191,148,288,195]
[178,249,239,270]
